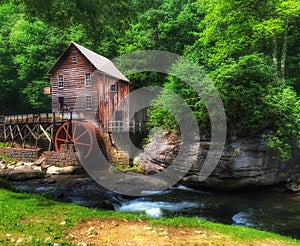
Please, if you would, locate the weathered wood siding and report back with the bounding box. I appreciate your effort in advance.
[95,72,129,130]
[51,43,129,131]
[51,45,96,113]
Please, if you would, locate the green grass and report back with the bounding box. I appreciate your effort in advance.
[0,189,143,245]
[112,163,145,174]
[0,142,11,147]
[0,188,299,245]
[0,155,16,163]
[150,217,300,243]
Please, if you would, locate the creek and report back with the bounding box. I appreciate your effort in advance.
[12,174,300,240]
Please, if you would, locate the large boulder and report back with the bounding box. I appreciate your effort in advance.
[139,132,300,190]
[4,169,45,181]
[46,165,83,175]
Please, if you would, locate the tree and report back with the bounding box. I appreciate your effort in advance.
[253,0,300,79]
[188,0,300,91]
[119,0,202,88]
[211,54,280,136]
[120,0,201,55]
[9,16,66,113]
[0,2,23,114]
[0,0,135,113]
[21,0,134,58]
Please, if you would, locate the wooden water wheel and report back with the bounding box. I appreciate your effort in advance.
[54,121,99,158]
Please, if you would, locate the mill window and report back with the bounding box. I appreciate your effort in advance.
[86,95,92,110]
[85,73,91,87]
[110,84,117,92]
[72,53,77,63]
[58,75,64,89]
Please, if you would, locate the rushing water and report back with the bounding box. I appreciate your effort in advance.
[13,176,300,240]
[116,185,300,239]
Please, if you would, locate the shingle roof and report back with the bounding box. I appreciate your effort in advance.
[48,42,129,82]
[72,42,129,82]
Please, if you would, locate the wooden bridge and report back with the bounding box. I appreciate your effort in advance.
[0,113,75,151]
[0,113,147,158]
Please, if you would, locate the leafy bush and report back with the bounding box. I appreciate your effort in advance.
[211,54,278,135]
[265,87,300,159]
[148,53,300,158]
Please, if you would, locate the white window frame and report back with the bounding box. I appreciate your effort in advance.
[58,75,64,89]
[110,84,117,92]
[85,73,91,87]
[86,95,92,110]
[72,53,77,63]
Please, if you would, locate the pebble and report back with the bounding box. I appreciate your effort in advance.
[0,164,7,169]
[16,237,24,245]
[77,243,87,246]
[32,166,42,171]
[158,231,168,236]
[15,162,24,167]
[86,226,97,236]
[24,162,34,166]
[44,236,51,242]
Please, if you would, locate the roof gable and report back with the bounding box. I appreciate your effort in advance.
[48,42,129,82]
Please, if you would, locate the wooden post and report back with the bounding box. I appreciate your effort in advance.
[50,112,55,151]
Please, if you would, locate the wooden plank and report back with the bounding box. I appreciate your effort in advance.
[39,125,51,142]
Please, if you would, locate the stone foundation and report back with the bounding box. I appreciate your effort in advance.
[0,133,135,168]
[44,144,80,167]
[0,146,43,162]
[98,132,130,167]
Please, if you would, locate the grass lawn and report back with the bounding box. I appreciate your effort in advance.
[0,186,299,245]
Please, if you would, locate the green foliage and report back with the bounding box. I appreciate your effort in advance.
[0,142,10,147]
[149,52,300,158]
[265,87,300,158]
[0,0,133,114]
[211,54,277,134]
[22,80,51,112]
[147,58,211,132]
[212,54,300,158]
[147,97,179,132]
[113,163,145,174]
[119,0,201,55]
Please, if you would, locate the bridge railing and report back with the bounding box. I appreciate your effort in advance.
[107,120,147,133]
[1,112,86,124]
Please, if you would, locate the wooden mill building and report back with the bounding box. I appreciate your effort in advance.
[48,42,130,132]
[0,42,146,162]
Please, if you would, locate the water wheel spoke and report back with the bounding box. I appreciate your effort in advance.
[74,129,89,142]
[74,141,92,147]
[56,137,68,143]
[63,125,73,141]
[72,122,78,138]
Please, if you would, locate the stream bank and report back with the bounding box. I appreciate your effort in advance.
[8,173,300,240]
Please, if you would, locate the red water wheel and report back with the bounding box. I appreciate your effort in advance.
[54,121,97,158]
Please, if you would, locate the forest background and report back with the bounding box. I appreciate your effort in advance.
[0,0,299,158]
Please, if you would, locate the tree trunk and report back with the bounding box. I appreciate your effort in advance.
[280,20,288,79]
[273,37,278,70]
